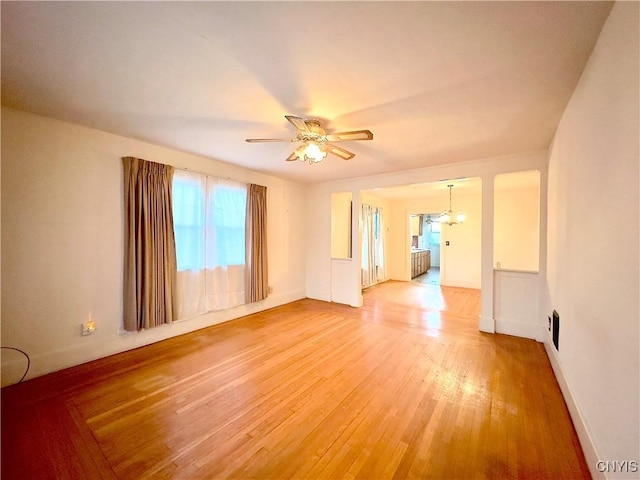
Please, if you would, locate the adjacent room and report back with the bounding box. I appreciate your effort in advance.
[2,1,638,479]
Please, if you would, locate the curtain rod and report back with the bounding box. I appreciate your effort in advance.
[174,165,267,189]
[175,165,233,182]
[125,156,265,188]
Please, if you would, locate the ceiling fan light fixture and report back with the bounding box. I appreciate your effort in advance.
[246,115,372,164]
[294,141,327,163]
[306,141,326,162]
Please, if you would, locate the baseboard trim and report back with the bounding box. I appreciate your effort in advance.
[440,279,481,289]
[544,341,604,479]
[479,315,495,333]
[2,288,307,387]
[495,318,540,340]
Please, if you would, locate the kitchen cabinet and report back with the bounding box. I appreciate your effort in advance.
[411,250,431,278]
[410,215,424,237]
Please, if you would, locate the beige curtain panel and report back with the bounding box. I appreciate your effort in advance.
[245,184,268,303]
[122,157,177,332]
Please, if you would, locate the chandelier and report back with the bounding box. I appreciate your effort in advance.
[439,184,466,226]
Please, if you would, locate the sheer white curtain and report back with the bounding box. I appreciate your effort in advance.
[362,204,374,287]
[173,170,247,319]
[376,208,386,281]
[361,204,385,288]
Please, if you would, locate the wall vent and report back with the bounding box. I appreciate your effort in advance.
[552,310,560,350]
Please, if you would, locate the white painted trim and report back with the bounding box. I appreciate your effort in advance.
[495,318,541,340]
[480,175,495,334]
[317,150,548,192]
[352,294,364,308]
[0,356,31,387]
[440,280,481,289]
[2,289,307,386]
[493,269,540,341]
[479,315,495,333]
[544,341,604,479]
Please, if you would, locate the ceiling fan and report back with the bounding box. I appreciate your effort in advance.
[246,115,373,164]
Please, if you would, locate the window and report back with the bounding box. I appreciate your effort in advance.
[173,175,206,271]
[362,204,385,287]
[172,170,248,318]
[429,221,441,246]
[207,184,246,268]
[173,173,247,271]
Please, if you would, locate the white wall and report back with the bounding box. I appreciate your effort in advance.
[390,191,482,288]
[1,107,307,385]
[494,176,540,272]
[330,192,352,259]
[494,270,540,340]
[330,191,392,306]
[386,199,407,281]
[545,2,639,477]
[440,193,482,288]
[306,151,548,308]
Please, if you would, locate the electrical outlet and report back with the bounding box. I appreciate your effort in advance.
[268,286,273,294]
[82,319,96,336]
[548,316,552,331]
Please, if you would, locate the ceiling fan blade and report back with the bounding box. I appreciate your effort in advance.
[285,115,310,132]
[245,138,293,143]
[325,130,373,142]
[326,144,355,160]
[286,151,298,161]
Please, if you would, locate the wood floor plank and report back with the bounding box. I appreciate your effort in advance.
[1,281,590,479]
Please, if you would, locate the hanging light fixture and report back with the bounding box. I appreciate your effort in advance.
[439,184,466,226]
[293,140,327,164]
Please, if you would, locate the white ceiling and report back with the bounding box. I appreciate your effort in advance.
[1,1,612,185]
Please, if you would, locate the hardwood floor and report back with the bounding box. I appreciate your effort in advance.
[1,281,590,479]
[412,267,441,286]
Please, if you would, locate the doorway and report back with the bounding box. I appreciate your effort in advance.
[410,213,441,286]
